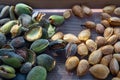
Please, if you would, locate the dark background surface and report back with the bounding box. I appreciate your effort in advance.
[0,0,120,9]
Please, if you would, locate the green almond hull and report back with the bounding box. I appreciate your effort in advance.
[26,66,47,80]
[37,54,56,71]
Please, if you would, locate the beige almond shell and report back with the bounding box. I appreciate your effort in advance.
[117,71,120,78]
[107,34,118,45]
[114,7,120,16]
[101,20,111,27]
[96,23,105,34]
[78,29,91,41]
[108,17,120,27]
[95,36,107,47]
[63,33,80,43]
[113,54,120,62]
[63,9,72,19]
[86,39,97,52]
[77,59,89,76]
[88,50,102,65]
[104,27,114,40]
[77,43,88,56]
[84,21,96,29]
[100,45,114,55]
[51,32,64,41]
[112,77,120,80]
[100,54,112,66]
[101,12,111,20]
[89,64,110,79]
[65,56,79,71]
[109,58,119,75]
[82,5,92,16]
[114,41,120,53]
[103,5,116,14]
[72,5,84,18]
[114,27,120,40]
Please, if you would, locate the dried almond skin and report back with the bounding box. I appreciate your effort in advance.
[108,17,120,27]
[100,54,112,66]
[101,12,111,20]
[65,56,79,71]
[114,41,120,53]
[72,5,84,18]
[112,77,120,80]
[82,5,92,16]
[107,34,118,45]
[63,9,71,19]
[63,33,80,43]
[78,29,91,41]
[89,64,110,79]
[103,5,116,14]
[114,7,120,16]
[104,27,114,40]
[51,32,64,41]
[77,59,89,76]
[114,27,120,40]
[101,20,110,27]
[77,43,88,56]
[100,45,114,55]
[117,71,120,78]
[109,58,119,75]
[84,21,96,29]
[96,23,105,34]
[113,54,120,62]
[86,39,97,52]
[95,36,107,47]
[88,50,102,65]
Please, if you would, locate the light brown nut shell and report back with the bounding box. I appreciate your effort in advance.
[51,32,64,41]
[89,64,110,79]
[84,21,96,29]
[107,34,118,45]
[63,9,72,19]
[63,33,80,43]
[101,12,111,20]
[77,59,89,76]
[65,56,79,71]
[108,17,120,27]
[77,43,88,56]
[86,39,97,52]
[109,58,119,75]
[103,5,116,14]
[117,71,120,78]
[96,23,105,34]
[114,41,120,53]
[104,27,114,40]
[72,5,84,18]
[101,20,111,27]
[112,77,120,80]
[88,50,102,65]
[82,5,92,16]
[114,27,120,40]
[113,54,120,62]
[95,36,107,47]
[100,45,114,55]
[114,7,120,16]
[78,29,91,41]
[100,54,112,66]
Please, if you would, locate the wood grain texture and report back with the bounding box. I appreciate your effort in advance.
[0,0,120,9]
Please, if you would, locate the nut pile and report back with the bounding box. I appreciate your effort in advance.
[0,2,120,80]
[63,5,120,80]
